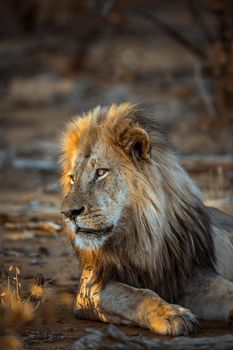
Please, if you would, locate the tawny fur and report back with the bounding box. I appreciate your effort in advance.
[60,103,233,335]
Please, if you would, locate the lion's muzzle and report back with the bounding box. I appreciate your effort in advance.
[74,225,114,235]
[60,206,86,220]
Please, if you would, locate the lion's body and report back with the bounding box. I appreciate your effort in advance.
[60,103,233,335]
[210,211,233,282]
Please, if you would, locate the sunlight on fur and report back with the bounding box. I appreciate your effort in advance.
[60,103,233,335]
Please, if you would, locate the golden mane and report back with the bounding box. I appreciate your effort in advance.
[60,103,216,303]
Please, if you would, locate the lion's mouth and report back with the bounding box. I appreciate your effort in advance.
[72,221,113,236]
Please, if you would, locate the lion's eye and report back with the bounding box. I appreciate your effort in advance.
[95,168,109,180]
[69,174,75,185]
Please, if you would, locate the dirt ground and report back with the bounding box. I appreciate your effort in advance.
[0,5,233,348]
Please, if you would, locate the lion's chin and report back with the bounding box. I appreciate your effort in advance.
[74,234,108,250]
[71,222,113,250]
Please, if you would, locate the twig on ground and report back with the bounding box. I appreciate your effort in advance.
[4,221,62,234]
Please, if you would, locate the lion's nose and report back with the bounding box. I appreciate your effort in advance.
[61,207,85,219]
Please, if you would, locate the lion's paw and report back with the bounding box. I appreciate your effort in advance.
[149,304,198,336]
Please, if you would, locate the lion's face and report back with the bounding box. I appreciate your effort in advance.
[61,141,128,249]
[60,104,151,250]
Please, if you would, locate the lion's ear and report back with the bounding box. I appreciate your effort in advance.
[119,126,151,160]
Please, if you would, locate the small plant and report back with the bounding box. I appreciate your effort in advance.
[0,265,34,349]
[0,264,73,349]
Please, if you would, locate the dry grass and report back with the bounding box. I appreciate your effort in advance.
[0,265,73,349]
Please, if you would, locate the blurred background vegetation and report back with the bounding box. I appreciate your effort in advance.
[1,0,232,144]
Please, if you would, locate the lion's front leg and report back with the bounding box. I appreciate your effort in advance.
[75,279,197,335]
[74,268,134,327]
[74,281,134,326]
[180,272,233,323]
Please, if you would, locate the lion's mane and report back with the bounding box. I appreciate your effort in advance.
[61,103,216,303]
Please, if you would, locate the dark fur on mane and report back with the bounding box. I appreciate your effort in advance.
[95,107,216,303]
[98,201,215,303]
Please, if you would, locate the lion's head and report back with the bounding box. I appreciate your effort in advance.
[60,103,152,249]
[60,103,215,301]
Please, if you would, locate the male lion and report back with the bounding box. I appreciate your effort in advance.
[60,103,233,335]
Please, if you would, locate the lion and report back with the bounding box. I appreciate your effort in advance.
[60,103,233,336]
